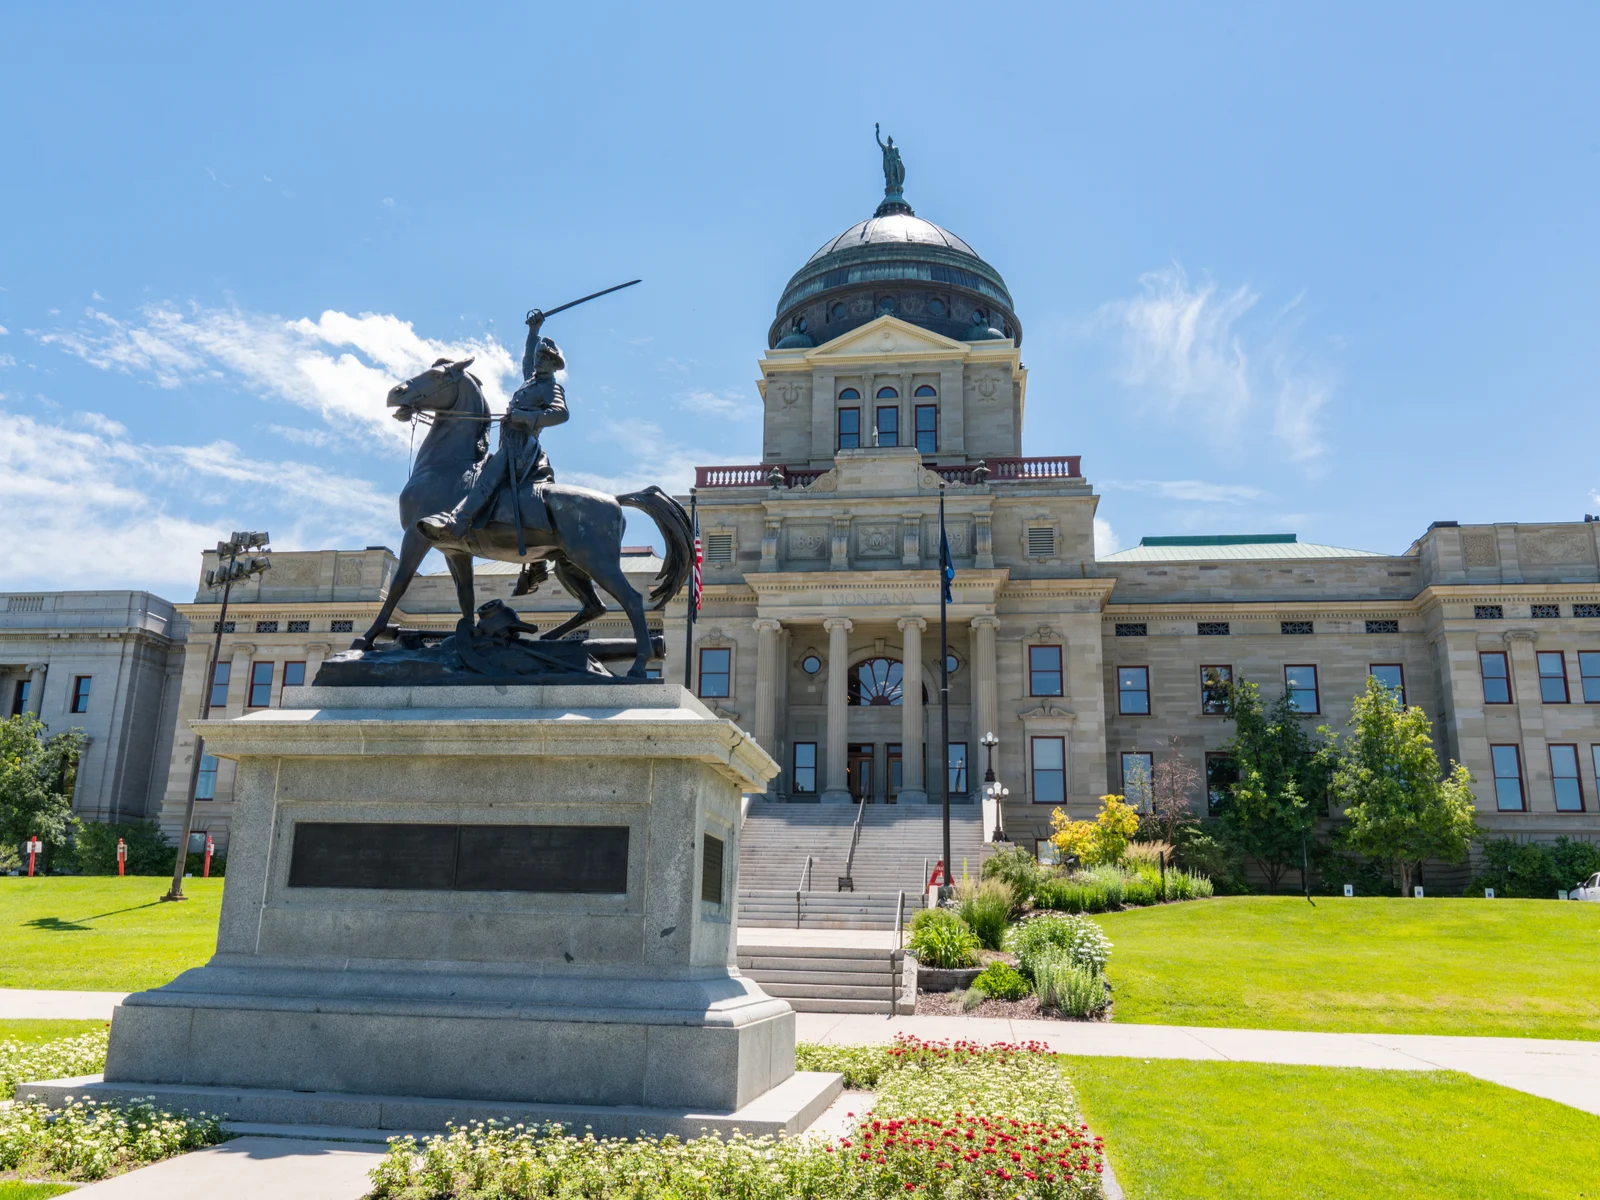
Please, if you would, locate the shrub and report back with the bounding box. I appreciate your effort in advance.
[1007,912,1112,979]
[1174,822,1251,893]
[1033,953,1107,1018]
[1032,876,1107,913]
[1122,841,1172,868]
[970,962,1030,1001]
[1472,837,1600,899]
[71,820,172,875]
[1162,869,1214,901]
[980,844,1040,907]
[954,877,1013,949]
[906,907,980,968]
[1049,794,1142,867]
[1120,869,1162,907]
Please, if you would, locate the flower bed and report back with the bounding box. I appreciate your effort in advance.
[0,1096,228,1183]
[368,1035,1107,1199]
[0,1029,109,1099]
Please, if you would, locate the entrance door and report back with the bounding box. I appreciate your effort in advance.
[847,743,874,803]
[887,743,903,800]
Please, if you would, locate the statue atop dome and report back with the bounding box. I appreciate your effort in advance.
[874,123,913,217]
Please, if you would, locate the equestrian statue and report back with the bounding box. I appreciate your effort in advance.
[332,282,691,683]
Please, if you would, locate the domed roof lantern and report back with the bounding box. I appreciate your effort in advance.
[768,129,1022,350]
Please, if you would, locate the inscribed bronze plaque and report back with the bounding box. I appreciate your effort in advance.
[287,822,629,893]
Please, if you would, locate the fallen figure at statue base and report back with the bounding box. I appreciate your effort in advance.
[314,599,665,687]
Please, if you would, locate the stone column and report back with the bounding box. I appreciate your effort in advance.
[971,616,1000,746]
[897,617,928,804]
[820,617,853,803]
[751,618,782,763]
[25,664,47,716]
[1504,630,1548,810]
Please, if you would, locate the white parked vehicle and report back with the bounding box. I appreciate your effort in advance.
[1572,873,1600,902]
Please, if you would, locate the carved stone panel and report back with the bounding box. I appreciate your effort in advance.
[1519,530,1593,564]
[786,524,830,560]
[334,556,365,586]
[855,520,901,560]
[270,557,320,586]
[1461,535,1498,567]
[922,517,972,557]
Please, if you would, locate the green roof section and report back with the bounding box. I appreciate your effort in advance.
[1139,534,1298,547]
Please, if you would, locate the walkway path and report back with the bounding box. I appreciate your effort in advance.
[0,987,125,1020]
[796,1012,1600,1116]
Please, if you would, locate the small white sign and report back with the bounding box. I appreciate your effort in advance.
[1559,890,1569,901]
[1413,886,1424,898]
[1485,888,1495,899]
[1343,884,1354,897]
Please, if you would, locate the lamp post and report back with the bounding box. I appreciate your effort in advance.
[980,731,1008,843]
[163,531,271,902]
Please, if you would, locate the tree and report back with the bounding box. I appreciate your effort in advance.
[0,714,86,864]
[1050,794,1142,866]
[1151,736,1203,844]
[1217,679,1330,892]
[1329,675,1479,895]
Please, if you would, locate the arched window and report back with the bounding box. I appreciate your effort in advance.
[914,385,936,397]
[848,658,904,706]
[875,386,898,399]
[838,387,860,400]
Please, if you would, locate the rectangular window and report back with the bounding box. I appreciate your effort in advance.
[195,754,219,800]
[287,619,310,634]
[1284,665,1320,713]
[1366,619,1400,634]
[792,742,817,794]
[248,661,275,708]
[1370,664,1406,706]
[1479,652,1511,704]
[1280,620,1314,636]
[1115,623,1147,637]
[330,619,353,633]
[1531,604,1560,619]
[837,407,861,449]
[1550,745,1584,812]
[1029,645,1063,696]
[1475,605,1504,620]
[1205,752,1236,814]
[1200,665,1232,715]
[1537,651,1569,703]
[1121,751,1154,809]
[255,620,279,634]
[947,743,968,797]
[283,662,306,689]
[11,680,29,716]
[1118,666,1150,715]
[1582,652,1600,703]
[701,834,725,904]
[697,647,731,698]
[208,661,231,709]
[1198,621,1230,636]
[875,405,899,446]
[70,676,92,713]
[1577,604,1600,619]
[1031,737,1065,804]
[915,404,938,454]
[1491,744,1525,811]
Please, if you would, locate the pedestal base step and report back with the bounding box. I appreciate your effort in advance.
[15,1071,844,1141]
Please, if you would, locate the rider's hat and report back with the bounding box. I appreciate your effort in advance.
[534,337,565,371]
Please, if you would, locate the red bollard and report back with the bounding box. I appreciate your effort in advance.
[117,838,127,877]
[203,835,214,878]
[26,837,43,878]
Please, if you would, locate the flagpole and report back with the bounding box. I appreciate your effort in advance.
[684,488,698,690]
[938,484,951,897]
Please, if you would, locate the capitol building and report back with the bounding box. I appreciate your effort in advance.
[6,152,1599,864]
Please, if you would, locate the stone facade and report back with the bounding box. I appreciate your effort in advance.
[0,590,184,823]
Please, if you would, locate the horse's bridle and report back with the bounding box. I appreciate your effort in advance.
[391,360,469,421]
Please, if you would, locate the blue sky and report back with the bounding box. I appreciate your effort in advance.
[3,2,1597,596]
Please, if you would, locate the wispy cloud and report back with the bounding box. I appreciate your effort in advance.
[1100,478,1266,504]
[678,388,757,420]
[1094,265,1337,467]
[36,303,518,445]
[1093,518,1120,557]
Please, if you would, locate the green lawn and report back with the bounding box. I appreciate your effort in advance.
[1068,1056,1600,1200]
[0,878,222,992]
[1095,895,1600,1039]
[0,1020,106,1047]
[0,1184,78,1199]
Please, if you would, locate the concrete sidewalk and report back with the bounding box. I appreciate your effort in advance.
[64,1136,387,1199]
[0,987,126,1020]
[795,1012,1600,1116]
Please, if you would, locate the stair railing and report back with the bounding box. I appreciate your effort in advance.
[799,854,813,892]
[891,888,907,1016]
[839,800,867,891]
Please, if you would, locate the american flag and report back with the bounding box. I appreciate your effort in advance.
[690,512,702,615]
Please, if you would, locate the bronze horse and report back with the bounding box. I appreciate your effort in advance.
[357,357,691,678]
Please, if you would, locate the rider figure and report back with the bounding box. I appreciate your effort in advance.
[420,309,568,539]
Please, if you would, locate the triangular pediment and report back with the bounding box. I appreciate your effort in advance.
[803,314,973,363]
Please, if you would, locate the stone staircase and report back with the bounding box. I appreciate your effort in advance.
[736,943,915,1015]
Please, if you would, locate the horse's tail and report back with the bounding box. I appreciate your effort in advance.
[618,486,692,609]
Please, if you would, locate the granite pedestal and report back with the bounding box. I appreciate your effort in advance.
[21,684,840,1136]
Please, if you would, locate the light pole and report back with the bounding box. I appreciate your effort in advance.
[163,531,271,902]
[980,731,1008,843]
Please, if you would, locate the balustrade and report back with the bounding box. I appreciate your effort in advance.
[694,455,1082,489]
